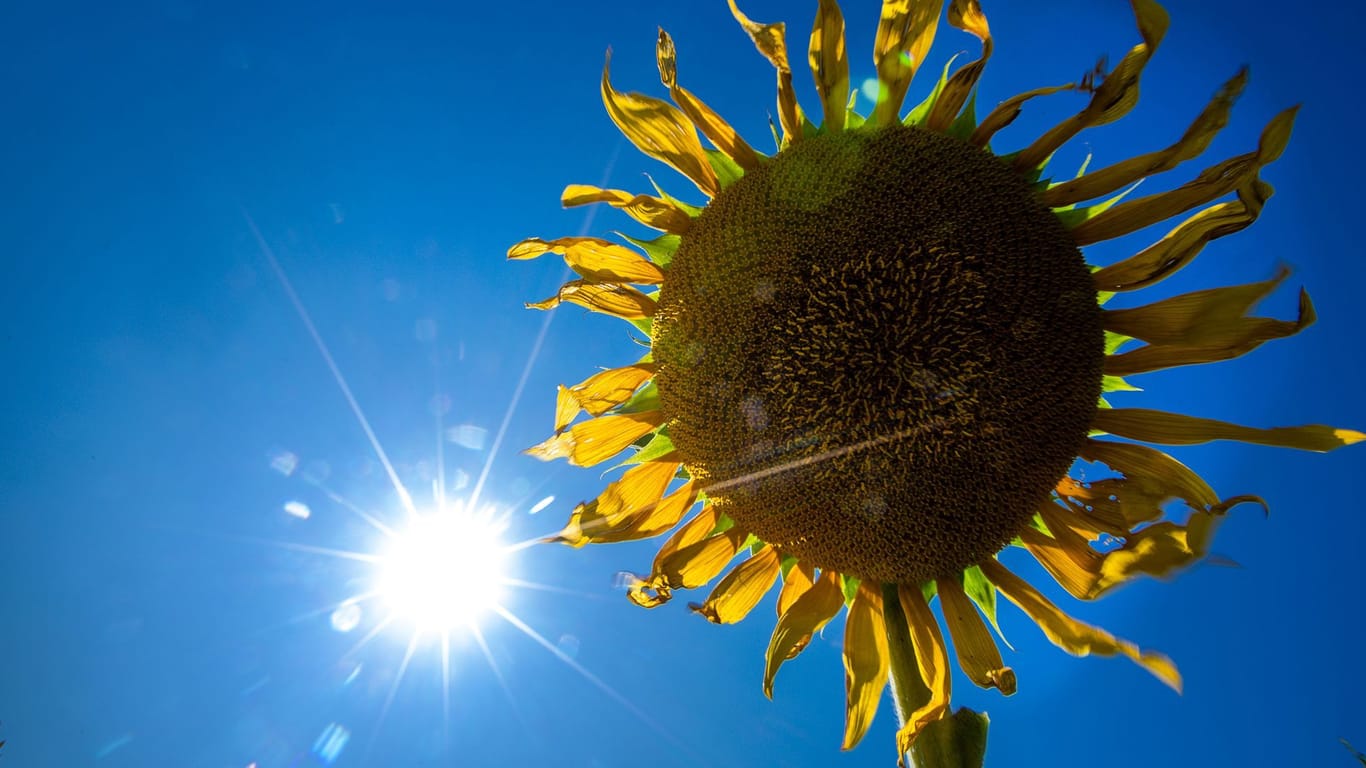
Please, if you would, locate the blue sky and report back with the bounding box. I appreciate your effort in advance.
[3,1,1365,766]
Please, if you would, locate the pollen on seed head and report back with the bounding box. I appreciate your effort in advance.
[652,125,1105,583]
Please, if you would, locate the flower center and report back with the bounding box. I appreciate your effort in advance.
[652,126,1104,584]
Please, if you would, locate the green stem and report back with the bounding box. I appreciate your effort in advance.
[881,583,990,768]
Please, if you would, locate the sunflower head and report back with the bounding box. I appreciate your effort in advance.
[514,0,1361,761]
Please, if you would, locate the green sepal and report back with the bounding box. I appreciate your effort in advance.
[616,379,659,415]
[919,579,938,603]
[711,514,737,536]
[620,232,680,268]
[705,148,745,190]
[844,91,867,130]
[840,574,861,606]
[961,565,1009,647]
[1104,330,1133,355]
[743,533,763,552]
[624,426,676,466]
[629,317,653,337]
[646,175,703,217]
[943,91,979,141]
[904,55,959,127]
[1053,181,1140,230]
[778,554,799,579]
[1101,374,1141,394]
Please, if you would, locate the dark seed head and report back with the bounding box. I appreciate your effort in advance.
[652,125,1104,583]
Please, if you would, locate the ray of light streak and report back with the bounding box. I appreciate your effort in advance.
[467,145,621,513]
[440,630,452,731]
[469,621,535,741]
[500,578,615,601]
[302,476,398,539]
[243,209,417,519]
[343,612,397,661]
[249,590,384,639]
[256,539,385,565]
[492,603,697,760]
[365,631,422,763]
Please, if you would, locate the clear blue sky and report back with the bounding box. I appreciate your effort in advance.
[3,1,1364,766]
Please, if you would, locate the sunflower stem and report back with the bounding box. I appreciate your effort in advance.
[881,583,989,768]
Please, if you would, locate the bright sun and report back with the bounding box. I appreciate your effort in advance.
[376,504,511,633]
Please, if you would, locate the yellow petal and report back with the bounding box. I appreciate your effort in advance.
[1072,107,1296,246]
[969,82,1078,148]
[1021,508,1104,600]
[627,507,745,608]
[764,570,844,698]
[980,558,1182,692]
[555,363,657,432]
[526,280,657,320]
[546,457,679,546]
[1104,272,1315,376]
[508,236,664,285]
[893,584,952,761]
[691,544,781,624]
[842,582,889,750]
[561,184,693,234]
[525,411,664,467]
[808,0,849,133]
[776,559,815,618]
[1092,179,1273,293]
[585,478,699,544]
[727,0,804,145]
[1092,408,1365,453]
[939,576,1015,694]
[656,29,763,171]
[1045,68,1246,207]
[601,50,718,197]
[1071,439,1218,530]
[1014,0,1169,171]
[925,0,992,133]
[870,0,941,126]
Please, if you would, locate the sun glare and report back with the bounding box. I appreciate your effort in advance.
[377,504,511,633]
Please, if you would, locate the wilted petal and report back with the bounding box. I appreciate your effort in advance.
[1092,408,1364,452]
[526,411,664,467]
[691,544,781,624]
[808,0,850,133]
[870,0,941,126]
[893,584,951,762]
[508,236,664,285]
[842,582,889,750]
[555,363,656,432]
[602,51,718,197]
[527,280,657,320]
[562,184,693,234]
[939,575,1015,694]
[980,558,1181,691]
[764,570,844,697]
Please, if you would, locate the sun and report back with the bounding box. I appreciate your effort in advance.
[376,503,512,633]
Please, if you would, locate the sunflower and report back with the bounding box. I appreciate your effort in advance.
[513,0,1361,762]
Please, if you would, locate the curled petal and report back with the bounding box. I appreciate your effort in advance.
[546,457,678,546]
[728,0,804,144]
[602,50,718,197]
[562,184,693,234]
[627,508,744,608]
[764,570,844,697]
[657,29,764,171]
[525,411,664,467]
[939,576,1015,694]
[508,237,664,285]
[1068,439,1218,531]
[842,582,889,750]
[1092,408,1365,452]
[555,362,656,432]
[894,584,952,762]
[1045,68,1246,207]
[527,280,657,320]
[970,83,1078,148]
[1093,179,1273,292]
[1072,107,1296,245]
[776,559,815,618]
[691,544,782,624]
[980,558,1182,692]
[925,0,992,133]
[1015,0,1169,170]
